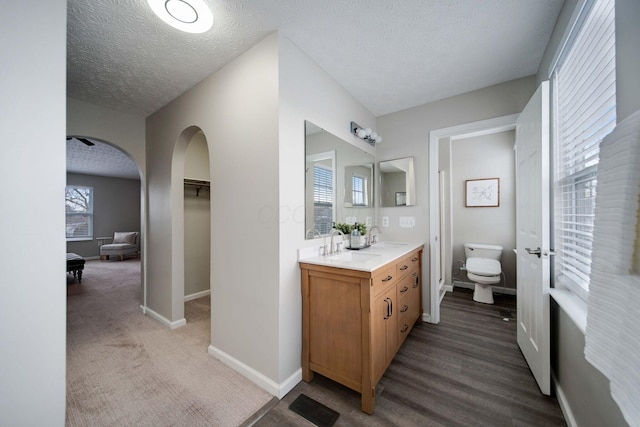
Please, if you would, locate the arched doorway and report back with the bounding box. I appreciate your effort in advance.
[170,126,211,323]
[65,135,144,299]
[183,131,211,315]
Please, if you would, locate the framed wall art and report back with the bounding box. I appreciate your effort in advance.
[465,178,499,207]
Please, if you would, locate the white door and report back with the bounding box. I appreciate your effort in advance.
[515,81,551,395]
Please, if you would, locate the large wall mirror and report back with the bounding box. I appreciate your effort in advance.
[380,157,416,207]
[305,121,375,239]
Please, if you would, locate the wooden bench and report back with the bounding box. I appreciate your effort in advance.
[67,253,85,282]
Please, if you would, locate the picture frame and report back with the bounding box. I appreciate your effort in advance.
[395,192,406,206]
[465,178,500,207]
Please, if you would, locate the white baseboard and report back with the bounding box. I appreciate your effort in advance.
[140,305,187,329]
[84,256,100,261]
[208,345,301,399]
[453,280,516,295]
[184,289,211,302]
[552,371,577,427]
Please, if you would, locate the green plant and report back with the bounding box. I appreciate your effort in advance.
[335,222,367,236]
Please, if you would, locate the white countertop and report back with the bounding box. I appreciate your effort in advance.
[298,241,424,272]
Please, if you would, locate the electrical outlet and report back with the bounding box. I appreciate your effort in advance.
[382,216,389,227]
[366,216,372,227]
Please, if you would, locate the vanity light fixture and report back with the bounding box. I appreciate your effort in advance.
[147,0,214,33]
[351,121,382,145]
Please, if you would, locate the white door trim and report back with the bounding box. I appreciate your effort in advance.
[427,114,519,324]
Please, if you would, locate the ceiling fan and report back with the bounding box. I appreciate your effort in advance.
[66,136,95,146]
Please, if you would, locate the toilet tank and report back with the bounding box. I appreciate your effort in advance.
[464,243,503,260]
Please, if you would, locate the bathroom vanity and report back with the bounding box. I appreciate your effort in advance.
[299,242,424,414]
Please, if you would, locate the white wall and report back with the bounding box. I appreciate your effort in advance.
[377,77,535,317]
[67,97,146,175]
[450,131,516,289]
[278,34,376,389]
[146,33,282,384]
[0,0,66,424]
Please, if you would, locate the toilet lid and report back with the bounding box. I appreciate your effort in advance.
[466,258,501,276]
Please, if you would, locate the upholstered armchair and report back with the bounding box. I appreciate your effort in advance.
[100,231,139,261]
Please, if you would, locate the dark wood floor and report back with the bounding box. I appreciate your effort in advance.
[252,288,566,426]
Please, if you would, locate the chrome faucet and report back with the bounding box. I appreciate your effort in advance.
[368,225,381,245]
[329,229,345,255]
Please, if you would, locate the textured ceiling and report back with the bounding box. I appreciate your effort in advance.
[67,0,564,118]
[67,0,563,179]
[67,138,140,180]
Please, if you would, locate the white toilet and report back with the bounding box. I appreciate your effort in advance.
[464,243,503,304]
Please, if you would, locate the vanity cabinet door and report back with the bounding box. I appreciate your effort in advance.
[372,283,398,384]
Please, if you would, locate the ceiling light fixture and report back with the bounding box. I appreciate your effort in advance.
[351,121,382,145]
[147,0,213,33]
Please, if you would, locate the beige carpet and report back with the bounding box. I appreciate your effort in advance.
[66,259,272,426]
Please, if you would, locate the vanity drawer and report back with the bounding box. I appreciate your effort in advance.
[396,251,420,279]
[371,264,396,294]
[397,268,420,346]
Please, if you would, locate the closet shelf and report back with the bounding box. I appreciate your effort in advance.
[184,178,210,197]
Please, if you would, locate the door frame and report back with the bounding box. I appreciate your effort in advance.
[427,114,519,323]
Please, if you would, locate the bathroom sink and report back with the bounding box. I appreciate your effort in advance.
[328,251,381,262]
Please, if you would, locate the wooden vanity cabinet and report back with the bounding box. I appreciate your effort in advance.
[300,247,423,414]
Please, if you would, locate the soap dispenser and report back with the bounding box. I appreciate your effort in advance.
[351,222,361,249]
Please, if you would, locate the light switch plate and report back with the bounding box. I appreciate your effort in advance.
[366,216,372,227]
[399,216,415,228]
[382,216,389,227]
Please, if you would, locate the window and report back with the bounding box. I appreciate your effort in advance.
[66,186,94,240]
[352,175,367,206]
[313,165,333,235]
[552,0,616,300]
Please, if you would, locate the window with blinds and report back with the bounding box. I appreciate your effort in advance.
[552,0,616,300]
[313,165,333,235]
[352,175,366,206]
[66,185,94,240]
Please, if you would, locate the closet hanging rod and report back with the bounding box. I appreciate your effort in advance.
[184,179,210,197]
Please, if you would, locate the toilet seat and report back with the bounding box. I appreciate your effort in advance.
[466,258,501,276]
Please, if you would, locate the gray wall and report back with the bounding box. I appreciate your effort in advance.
[551,301,626,426]
[451,131,516,289]
[66,173,141,258]
[376,76,535,314]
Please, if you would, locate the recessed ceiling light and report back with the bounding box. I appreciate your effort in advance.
[147,0,213,34]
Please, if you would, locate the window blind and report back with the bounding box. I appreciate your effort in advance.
[553,0,616,299]
[66,185,94,239]
[313,165,333,235]
[352,175,366,206]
